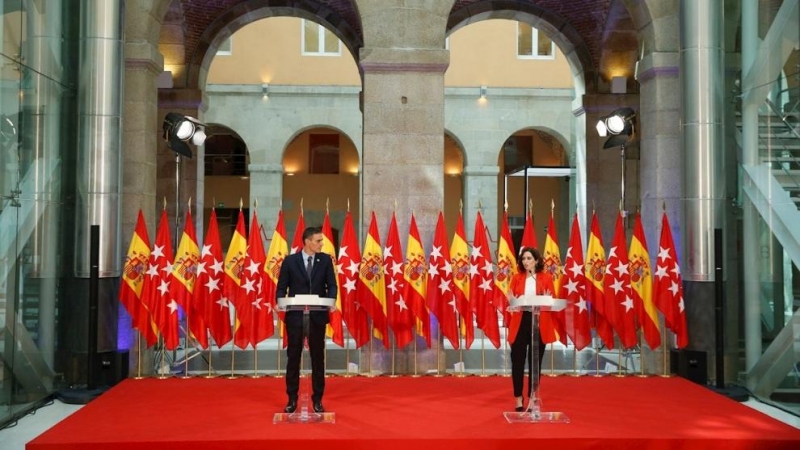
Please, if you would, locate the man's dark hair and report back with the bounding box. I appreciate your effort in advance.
[302,226,322,242]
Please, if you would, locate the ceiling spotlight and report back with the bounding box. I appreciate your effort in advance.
[162,112,207,158]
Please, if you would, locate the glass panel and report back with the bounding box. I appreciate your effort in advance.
[303,20,320,53]
[517,22,532,56]
[1,0,76,427]
[537,30,553,57]
[323,27,338,54]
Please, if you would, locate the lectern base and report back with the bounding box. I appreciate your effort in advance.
[503,410,570,424]
[273,411,336,424]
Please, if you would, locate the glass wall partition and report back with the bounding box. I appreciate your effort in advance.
[1,1,78,427]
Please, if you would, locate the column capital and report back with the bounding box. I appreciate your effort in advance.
[249,163,284,174]
[158,88,207,112]
[124,42,163,75]
[463,165,500,176]
[637,51,679,83]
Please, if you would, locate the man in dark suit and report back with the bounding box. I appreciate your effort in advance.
[276,226,337,414]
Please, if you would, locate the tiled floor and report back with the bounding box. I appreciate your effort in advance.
[1,394,797,450]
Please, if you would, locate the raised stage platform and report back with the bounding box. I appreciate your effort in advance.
[28,376,800,449]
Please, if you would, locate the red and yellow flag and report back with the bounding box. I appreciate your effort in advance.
[450,213,474,349]
[119,210,158,347]
[654,211,689,348]
[263,210,288,342]
[170,210,207,348]
[403,213,431,347]
[585,211,614,348]
[493,212,516,327]
[470,211,500,349]
[322,212,345,347]
[541,209,566,344]
[426,212,460,348]
[357,212,390,348]
[339,211,370,348]
[629,212,660,349]
[142,209,180,350]
[385,212,414,349]
[224,209,248,338]
[195,209,232,347]
[233,211,272,348]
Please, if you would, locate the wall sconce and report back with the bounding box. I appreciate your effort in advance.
[262,83,269,99]
[479,85,487,99]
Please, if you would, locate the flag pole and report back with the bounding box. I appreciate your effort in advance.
[660,325,672,377]
[413,337,419,377]
[276,334,282,377]
[571,346,580,376]
[390,336,396,376]
[133,333,144,379]
[480,331,487,377]
[546,347,556,377]
[368,332,373,377]
[252,343,260,378]
[434,323,443,377]
[614,348,626,377]
[636,330,650,377]
[590,314,604,377]
[227,322,237,379]
[204,339,215,378]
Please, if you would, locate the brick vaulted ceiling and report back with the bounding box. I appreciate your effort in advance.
[174,0,619,88]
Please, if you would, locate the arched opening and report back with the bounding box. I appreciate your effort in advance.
[281,126,360,241]
[497,129,570,251]
[444,132,466,238]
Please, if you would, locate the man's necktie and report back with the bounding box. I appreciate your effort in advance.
[306,255,313,276]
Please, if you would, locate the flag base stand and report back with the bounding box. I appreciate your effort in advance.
[503,409,570,424]
[273,393,336,424]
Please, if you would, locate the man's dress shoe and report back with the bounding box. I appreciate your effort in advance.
[284,400,297,413]
[313,402,325,413]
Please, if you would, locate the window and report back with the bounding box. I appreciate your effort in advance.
[517,22,554,59]
[309,134,340,174]
[216,37,232,56]
[302,19,341,56]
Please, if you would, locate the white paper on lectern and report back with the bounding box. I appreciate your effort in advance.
[276,295,336,311]
[508,294,567,312]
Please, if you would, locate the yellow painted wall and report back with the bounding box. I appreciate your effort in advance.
[207,18,573,89]
[446,19,572,88]
[207,17,360,85]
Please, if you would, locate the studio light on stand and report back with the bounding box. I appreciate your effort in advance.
[596,107,636,219]
[161,112,208,376]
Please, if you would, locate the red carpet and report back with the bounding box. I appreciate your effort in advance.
[28,376,800,450]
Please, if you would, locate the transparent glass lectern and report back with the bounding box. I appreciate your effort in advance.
[504,294,570,424]
[273,295,336,424]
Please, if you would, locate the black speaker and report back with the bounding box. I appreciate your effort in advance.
[671,349,707,385]
[95,350,129,387]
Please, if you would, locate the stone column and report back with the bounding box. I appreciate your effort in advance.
[122,0,167,376]
[357,1,451,374]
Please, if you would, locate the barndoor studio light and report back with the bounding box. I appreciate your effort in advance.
[596,107,636,149]
[162,112,207,157]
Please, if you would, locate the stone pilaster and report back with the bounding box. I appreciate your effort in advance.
[249,163,284,232]
[358,1,451,374]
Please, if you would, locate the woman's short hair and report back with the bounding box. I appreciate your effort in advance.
[517,247,545,273]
